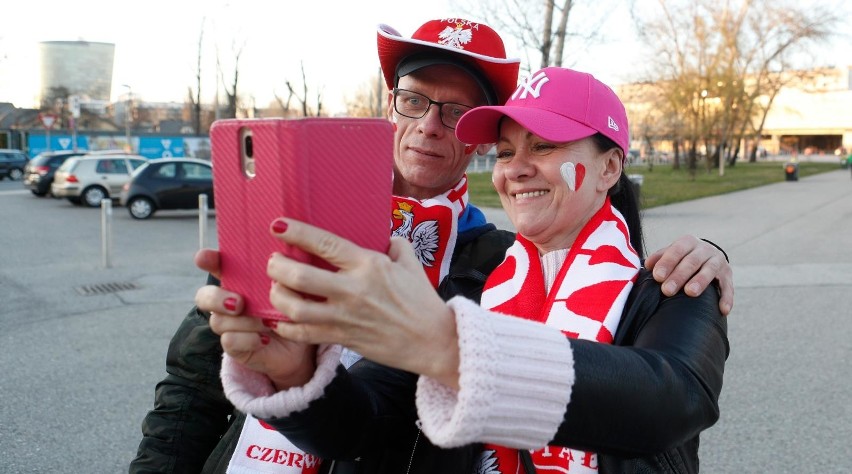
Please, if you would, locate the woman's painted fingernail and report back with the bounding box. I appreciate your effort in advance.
[271,219,288,234]
[259,334,270,345]
[223,297,237,311]
[262,319,278,329]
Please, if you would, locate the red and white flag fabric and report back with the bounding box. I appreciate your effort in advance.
[390,176,468,288]
[479,198,640,473]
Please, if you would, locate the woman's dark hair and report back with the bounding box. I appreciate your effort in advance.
[590,133,645,259]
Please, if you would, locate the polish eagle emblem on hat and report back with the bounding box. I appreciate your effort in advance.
[392,201,439,267]
[438,22,473,50]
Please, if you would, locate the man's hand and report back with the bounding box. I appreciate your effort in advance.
[193,247,317,390]
[644,235,733,316]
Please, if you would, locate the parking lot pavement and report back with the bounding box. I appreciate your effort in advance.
[0,184,215,472]
[1,169,850,472]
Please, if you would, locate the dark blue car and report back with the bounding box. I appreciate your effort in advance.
[22,150,88,196]
[0,148,29,181]
[120,158,213,219]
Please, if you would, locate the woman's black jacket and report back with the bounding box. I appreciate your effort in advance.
[271,246,728,473]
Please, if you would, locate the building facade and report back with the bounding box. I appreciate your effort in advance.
[39,41,115,104]
[760,67,852,156]
[617,66,852,160]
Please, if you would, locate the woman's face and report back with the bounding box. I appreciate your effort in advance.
[492,119,619,253]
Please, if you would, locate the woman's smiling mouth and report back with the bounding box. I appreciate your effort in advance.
[513,190,549,199]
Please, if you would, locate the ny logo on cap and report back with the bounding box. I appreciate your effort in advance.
[608,116,619,132]
[512,71,550,100]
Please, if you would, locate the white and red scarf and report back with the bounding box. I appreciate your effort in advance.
[390,176,468,288]
[227,415,321,473]
[479,198,640,474]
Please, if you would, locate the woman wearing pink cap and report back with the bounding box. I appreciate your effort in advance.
[210,66,727,473]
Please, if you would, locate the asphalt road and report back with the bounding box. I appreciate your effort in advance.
[1,168,850,473]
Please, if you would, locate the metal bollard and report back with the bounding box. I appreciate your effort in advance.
[198,194,208,249]
[101,199,112,268]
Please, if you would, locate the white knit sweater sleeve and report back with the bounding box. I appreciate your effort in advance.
[220,344,342,419]
[416,296,575,449]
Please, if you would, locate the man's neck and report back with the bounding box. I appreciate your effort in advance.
[393,183,439,200]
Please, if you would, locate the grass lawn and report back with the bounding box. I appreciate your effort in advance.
[467,160,841,209]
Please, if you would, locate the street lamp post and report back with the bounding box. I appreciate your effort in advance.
[122,84,132,152]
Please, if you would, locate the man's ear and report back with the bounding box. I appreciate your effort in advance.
[386,90,395,121]
[475,144,495,156]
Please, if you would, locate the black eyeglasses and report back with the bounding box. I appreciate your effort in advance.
[392,88,474,130]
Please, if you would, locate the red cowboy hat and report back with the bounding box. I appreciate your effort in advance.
[377,18,521,105]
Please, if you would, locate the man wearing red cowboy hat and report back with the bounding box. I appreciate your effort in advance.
[133,18,733,474]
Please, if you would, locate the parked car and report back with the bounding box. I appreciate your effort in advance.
[51,154,148,207]
[22,150,88,196]
[0,149,29,181]
[120,158,213,219]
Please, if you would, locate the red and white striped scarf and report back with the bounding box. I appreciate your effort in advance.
[479,198,640,474]
[390,176,468,288]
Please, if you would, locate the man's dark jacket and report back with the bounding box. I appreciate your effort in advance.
[129,223,515,473]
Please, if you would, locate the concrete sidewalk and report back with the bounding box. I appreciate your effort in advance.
[2,169,848,472]
[484,168,852,473]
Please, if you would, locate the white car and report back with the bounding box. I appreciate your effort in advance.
[51,154,148,207]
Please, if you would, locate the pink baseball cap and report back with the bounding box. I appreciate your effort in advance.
[377,19,521,105]
[455,67,629,154]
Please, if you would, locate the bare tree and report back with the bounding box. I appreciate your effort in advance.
[633,0,839,172]
[215,38,246,119]
[194,19,204,133]
[272,88,295,118]
[40,86,70,114]
[344,71,388,118]
[277,62,323,117]
[184,19,206,133]
[458,0,609,74]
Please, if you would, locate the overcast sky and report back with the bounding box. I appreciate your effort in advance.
[2,0,849,114]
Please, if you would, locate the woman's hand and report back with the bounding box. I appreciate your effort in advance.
[193,248,317,390]
[644,235,734,315]
[194,247,223,279]
[262,218,461,388]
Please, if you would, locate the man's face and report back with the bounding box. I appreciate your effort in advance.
[388,64,487,199]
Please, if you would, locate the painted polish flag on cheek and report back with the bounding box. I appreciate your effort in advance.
[560,162,585,191]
